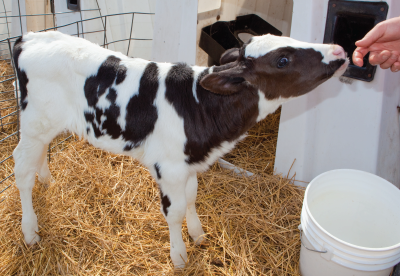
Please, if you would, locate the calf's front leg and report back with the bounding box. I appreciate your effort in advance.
[154,163,189,268]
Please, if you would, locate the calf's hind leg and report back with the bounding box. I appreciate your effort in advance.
[37,145,53,185]
[13,136,48,245]
[185,173,205,244]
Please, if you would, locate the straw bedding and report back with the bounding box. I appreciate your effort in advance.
[0,60,304,275]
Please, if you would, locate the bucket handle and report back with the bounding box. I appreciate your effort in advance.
[300,228,327,254]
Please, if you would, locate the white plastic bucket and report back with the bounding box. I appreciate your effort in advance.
[299,169,400,276]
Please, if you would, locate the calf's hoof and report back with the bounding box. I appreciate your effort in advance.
[22,215,40,245]
[171,248,188,269]
[24,232,41,245]
[38,175,55,187]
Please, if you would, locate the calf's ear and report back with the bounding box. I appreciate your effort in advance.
[200,65,251,95]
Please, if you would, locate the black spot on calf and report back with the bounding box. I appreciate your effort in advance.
[13,36,29,110]
[165,64,259,164]
[84,57,160,150]
[102,88,122,139]
[83,56,125,139]
[154,163,161,179]
[159,189,171,216]
[122,62,159,149]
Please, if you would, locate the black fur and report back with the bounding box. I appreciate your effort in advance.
[84,55,124,106]
[84,55,124,138]
[83,57,159,146]
[122,62,159,150]
[13,36,29,110]
[154,163,161,179]
[165,64,259,164]
[160,189,171,216]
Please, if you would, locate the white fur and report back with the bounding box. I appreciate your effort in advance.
[191,66,205,103]
[245,34,349,65]
[257,93,287,123]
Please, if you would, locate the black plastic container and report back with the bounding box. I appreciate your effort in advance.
[199,14,282,66]
[324,0,388,82]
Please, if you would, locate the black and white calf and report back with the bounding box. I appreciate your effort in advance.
[13,31,348,267]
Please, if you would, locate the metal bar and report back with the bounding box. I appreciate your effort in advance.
[0,105,17,111]
[103,16,107,48]
[0,98,16,103]
[1,0,10,38]
[0,9,101,19]
[95,0,106,41]
[0,90,14,95]
[0,76,14,83]
[49,135,73,151]
[76,22,79,37]
[0,89,16,93]
[0,183,12,194]
[127,13,134,56]
[0,155,12,166]
[0,110,17,120]
[0,174,14,187]
[0,73,15,77]
[103,37,152,47]
[8,38,20,142]
[52,11,56,32]
[48,135,73,162]
[0,12,155,43]
[17,0,23,35]
[69,29,104,37]
[0,120,17,127]
[0,131,18,143]
[79,9,84,39]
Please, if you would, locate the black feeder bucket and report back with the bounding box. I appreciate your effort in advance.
[199,14,282,66]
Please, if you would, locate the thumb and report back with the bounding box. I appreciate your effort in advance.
[353,47,369,67]
[355,23,386,48]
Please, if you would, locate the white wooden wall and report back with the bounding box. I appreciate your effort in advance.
[94,0,155,59]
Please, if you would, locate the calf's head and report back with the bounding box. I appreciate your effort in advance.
[201,34,349,99]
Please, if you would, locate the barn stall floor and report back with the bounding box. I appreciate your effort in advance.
[0,59,304,275]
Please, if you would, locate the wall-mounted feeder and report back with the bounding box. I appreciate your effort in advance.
[324,0,388,82]
[199,14,282,66]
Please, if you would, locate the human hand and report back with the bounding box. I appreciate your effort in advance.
[353,17,400,72]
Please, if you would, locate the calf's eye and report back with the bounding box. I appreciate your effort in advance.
[277,57,289,68]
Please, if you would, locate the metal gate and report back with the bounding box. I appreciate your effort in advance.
[0,0,154,203]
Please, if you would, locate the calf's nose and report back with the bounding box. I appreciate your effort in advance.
[332,46,346,59]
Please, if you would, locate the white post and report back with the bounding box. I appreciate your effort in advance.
[151,0,198,64]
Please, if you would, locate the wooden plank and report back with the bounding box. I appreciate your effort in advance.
[25,0,54,32]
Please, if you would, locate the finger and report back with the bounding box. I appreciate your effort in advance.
[390,61,400,72]
[380,53,399,69]
[355,23,386,48]
[353,47,369,67]
[369,50,391,65]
